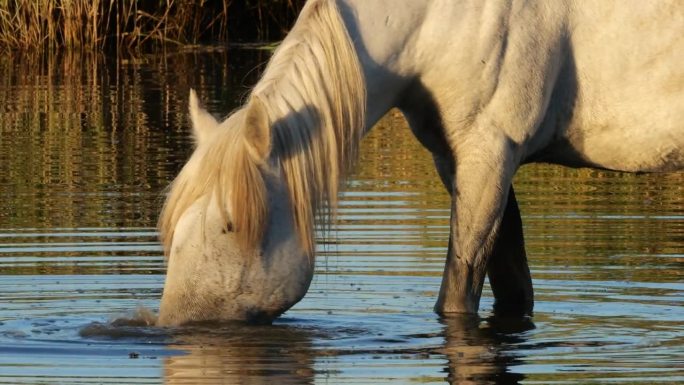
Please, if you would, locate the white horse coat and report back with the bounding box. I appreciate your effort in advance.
[157,0,683,325]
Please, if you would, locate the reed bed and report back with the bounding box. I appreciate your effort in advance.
[0,0,305,53]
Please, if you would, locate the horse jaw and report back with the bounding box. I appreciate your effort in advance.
[157,187,313,327]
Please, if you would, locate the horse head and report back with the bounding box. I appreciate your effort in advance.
[156,90,313,326]
[156,0,365,326]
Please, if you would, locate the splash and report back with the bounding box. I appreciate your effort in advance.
[79,306,166,340]
[110,306,158,327]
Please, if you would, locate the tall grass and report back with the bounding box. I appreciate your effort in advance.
[0,0,305,53]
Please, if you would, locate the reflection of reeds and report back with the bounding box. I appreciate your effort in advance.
[0,1,306,53]
[0,48,273,230]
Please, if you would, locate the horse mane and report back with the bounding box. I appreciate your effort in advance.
[159,0,366,257]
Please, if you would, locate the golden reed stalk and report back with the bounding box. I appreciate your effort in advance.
[0,0,305,53]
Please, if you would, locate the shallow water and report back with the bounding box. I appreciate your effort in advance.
[0,49,682,384]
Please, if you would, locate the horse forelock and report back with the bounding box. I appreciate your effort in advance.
[159,0,365,258]
[158,112,268,258]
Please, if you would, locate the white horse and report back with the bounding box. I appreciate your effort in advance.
[156,0,683,326]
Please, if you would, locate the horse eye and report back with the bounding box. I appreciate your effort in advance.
[223,222,234,233]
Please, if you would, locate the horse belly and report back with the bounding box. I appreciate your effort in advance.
[537,1,684,172]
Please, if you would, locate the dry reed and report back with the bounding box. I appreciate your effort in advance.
[0,0,305,53]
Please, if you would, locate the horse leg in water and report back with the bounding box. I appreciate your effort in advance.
[431,129,517,314]
[432,154,533,315]
[487,187,533,315]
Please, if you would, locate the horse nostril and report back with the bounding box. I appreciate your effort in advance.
[222,221,234,234]
[245,309,276,325]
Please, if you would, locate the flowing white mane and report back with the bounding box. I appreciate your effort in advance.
[159,0,366,257]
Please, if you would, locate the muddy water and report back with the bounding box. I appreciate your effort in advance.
[0,49,682,384]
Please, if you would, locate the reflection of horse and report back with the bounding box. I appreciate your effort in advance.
[164,324,314,384]
[439,315,532,384]
[156,0,683,325]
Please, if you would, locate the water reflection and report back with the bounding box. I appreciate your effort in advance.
[0,47,682,384]
[0,48,272,231]
[164,323,315,385]
[438,316,531,385]
[158,316,532,385]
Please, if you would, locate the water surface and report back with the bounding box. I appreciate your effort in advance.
[0,49,682,384]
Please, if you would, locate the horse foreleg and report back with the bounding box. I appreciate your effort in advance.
[487,187,533,315]
[432,151,532,315]
[435,136,516,315]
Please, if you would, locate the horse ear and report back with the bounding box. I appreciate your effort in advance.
[188,89,219,146]
[243,96,271,160]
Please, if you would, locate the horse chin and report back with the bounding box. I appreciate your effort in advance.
[157,272,308,326]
